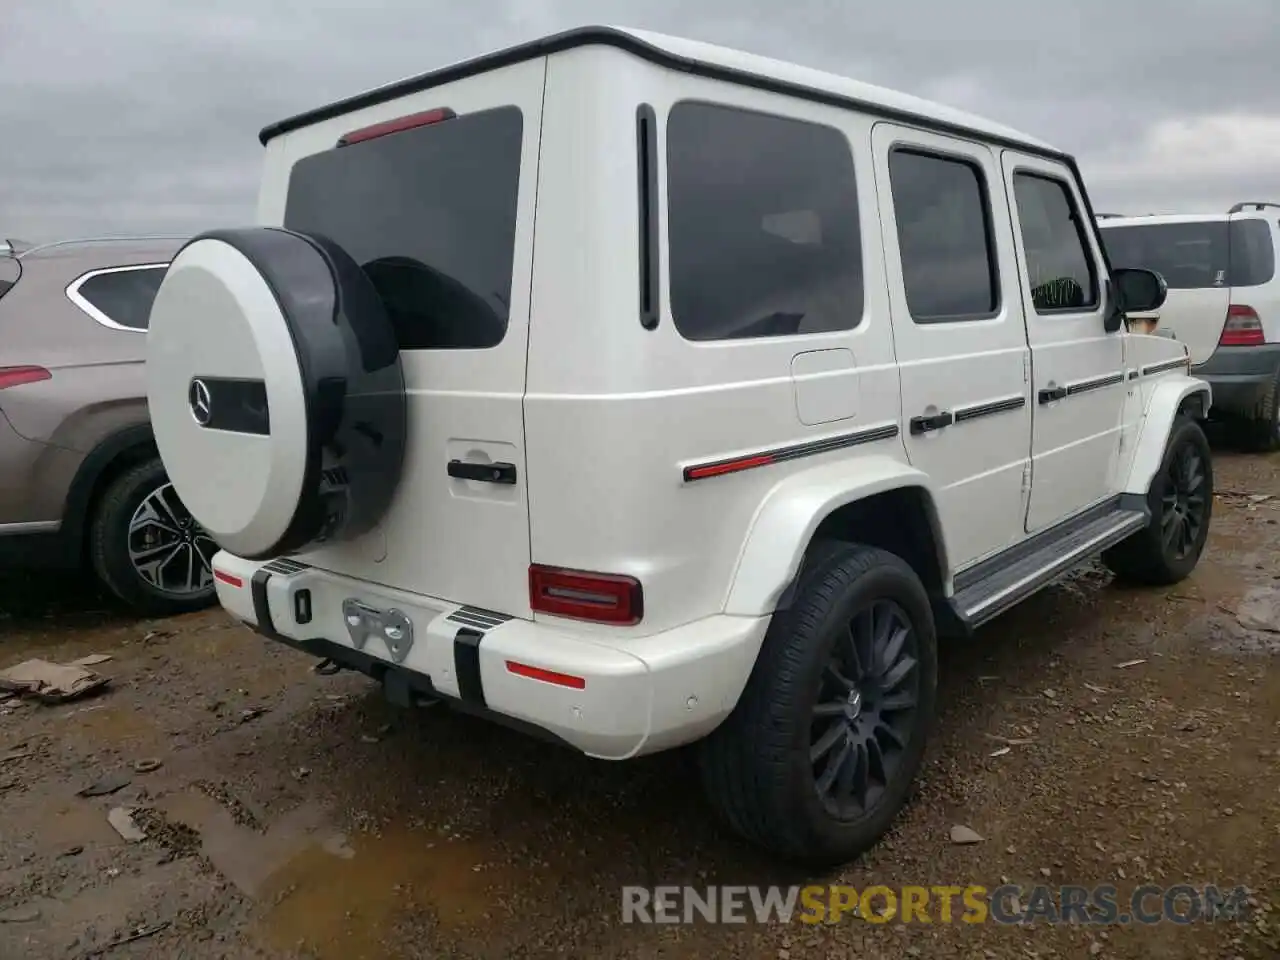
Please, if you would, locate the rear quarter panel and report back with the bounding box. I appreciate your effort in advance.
[524,49,907,637]
[0,251,154,449]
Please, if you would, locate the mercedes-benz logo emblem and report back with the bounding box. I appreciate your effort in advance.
[189,378,212,426]
[845,688,862,720]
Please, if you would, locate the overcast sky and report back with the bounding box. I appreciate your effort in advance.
[3,0,1276,242]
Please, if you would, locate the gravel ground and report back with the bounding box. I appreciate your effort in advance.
[1,447,1278,960]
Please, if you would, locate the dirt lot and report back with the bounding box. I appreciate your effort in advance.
[1,449,1278,960]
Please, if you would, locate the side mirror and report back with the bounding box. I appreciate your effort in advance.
[1114,267,1168,313]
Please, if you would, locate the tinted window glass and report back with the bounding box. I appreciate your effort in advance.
[1228,219,1275,287]
[0,259,17,300]
[284,106,523,350]
[1101,221,1231,290]
[74,266,167,330]
[888,149,998,322]
[1011,173,1099,313]
[666,102,863,341]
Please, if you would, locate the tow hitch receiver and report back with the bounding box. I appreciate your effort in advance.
[342,599,414,664]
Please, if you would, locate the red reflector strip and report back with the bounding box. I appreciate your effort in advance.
[0,366,51,390]
[505,660,587,690]
[337,107,456,146]
[685,454,775,481]
[214,569,243,588]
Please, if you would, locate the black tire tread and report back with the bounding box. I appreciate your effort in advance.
[1241,367,1280,452]
[699,542,936,866]
[1103,415,1213,585]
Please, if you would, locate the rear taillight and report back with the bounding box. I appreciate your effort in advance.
[0,366,51,390]
[1220,305,1265,346]
[529,565,643,625]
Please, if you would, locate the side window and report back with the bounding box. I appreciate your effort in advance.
[887,148,999,322]
[665,101,864,341]
[69,265,168,331]
[1227,219,1276,287]
[1011,173,1099,313]
[0,259,18,300]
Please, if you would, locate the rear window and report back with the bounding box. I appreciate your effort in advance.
[283,106,523,350]
[665,101,864,341]
[1101,219,1276,289]
[69,265,167,330]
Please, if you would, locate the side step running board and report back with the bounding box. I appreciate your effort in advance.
[951,497,1149,630]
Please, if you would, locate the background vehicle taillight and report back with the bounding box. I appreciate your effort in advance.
[0,366,51,390]
[1219,305,1265,346]
[529,565,643,625]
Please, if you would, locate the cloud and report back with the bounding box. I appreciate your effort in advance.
[2,0,1275,240]
[1082,113,1280,213]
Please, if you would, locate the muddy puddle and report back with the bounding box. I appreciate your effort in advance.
[256,828,534,959]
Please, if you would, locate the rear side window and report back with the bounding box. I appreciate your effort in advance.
[1011,172,1099,313]
[888,148,999,322]
[1096,220,1277,289]
[1228,219,1276,287]
[68,265,167,331]
[665,101,864,341]
[284,106,523,351]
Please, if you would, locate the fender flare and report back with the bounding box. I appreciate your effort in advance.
[1123,375,1212,496]
[723,455,949,617]
[63,423,158,545]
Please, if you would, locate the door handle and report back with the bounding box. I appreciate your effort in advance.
[909,411,954,435]
[1038,386,1067,404]
[447,460,518,484]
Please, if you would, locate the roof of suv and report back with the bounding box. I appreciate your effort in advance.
[260,25,1060,158]
[1100,214,1233,227]
[12,235,186,266]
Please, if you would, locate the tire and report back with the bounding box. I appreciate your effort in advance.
[1103,415,1213,586]
[698,543,938,867]
[89,458,219,617]
[1239,366,1280,453]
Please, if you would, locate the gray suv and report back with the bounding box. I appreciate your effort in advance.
[0,236,217,616]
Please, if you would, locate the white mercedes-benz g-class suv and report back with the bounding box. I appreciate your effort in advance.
[145,26,1213,865]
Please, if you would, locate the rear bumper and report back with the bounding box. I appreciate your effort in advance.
[1192,344,1280,414]
[212,552,769,760]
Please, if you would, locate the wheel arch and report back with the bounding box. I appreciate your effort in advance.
[723,455,951,619]
[64,423,159,558]
[1124,376,1212,497]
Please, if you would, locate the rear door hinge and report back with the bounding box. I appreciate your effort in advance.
[1022,353,1031,383]
[1021,463,1032,497]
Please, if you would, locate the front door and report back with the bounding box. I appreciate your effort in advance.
[1000,152,1126,532]
[871,123,1033,570]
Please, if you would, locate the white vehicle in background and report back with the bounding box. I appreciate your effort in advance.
[143,26,1211,865]
[1099,203,1280,449]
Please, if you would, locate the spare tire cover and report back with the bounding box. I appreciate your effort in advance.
[146,227,406,560]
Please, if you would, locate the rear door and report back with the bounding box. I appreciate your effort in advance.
[1098,217,1232,363]
[273,60,545,617]
[871,124,1033,570]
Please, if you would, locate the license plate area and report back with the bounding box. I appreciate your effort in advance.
[342,598,414,664]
